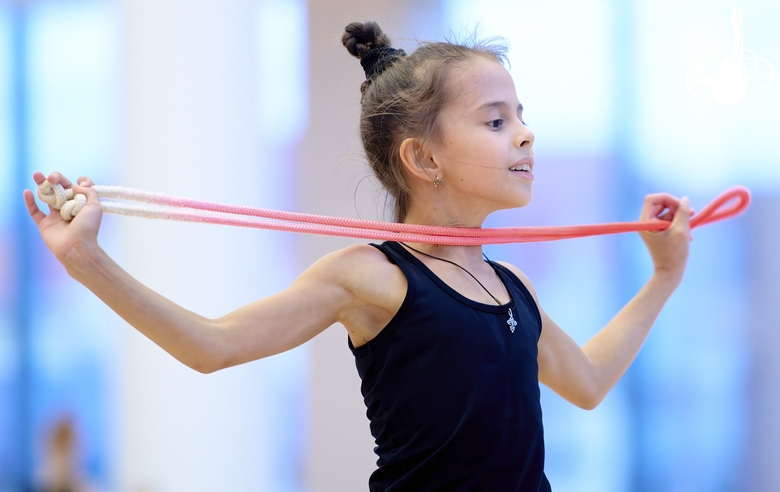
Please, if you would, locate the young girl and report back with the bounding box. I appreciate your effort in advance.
[24,21,691,492]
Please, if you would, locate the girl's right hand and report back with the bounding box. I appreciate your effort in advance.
[23,171,104,264]
[636,192,692,284]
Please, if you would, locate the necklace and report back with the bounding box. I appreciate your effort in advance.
[399,242,518,333]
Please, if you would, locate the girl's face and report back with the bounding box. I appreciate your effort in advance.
[426,57,535,216]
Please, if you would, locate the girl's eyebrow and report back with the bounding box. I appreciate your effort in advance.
[475,101,524,113]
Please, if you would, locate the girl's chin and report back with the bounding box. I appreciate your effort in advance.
[511,191,533,208]
[495,197,532,212]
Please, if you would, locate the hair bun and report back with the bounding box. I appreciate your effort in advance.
[342,21,391,59]
[343,21,406,81]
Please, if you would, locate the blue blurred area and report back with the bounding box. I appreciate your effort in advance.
[1,1,118,489]
[0,7,18,488]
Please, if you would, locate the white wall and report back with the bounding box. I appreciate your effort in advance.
[114,1,297,490]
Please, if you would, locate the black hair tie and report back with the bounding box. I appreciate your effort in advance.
[360,46,406,79]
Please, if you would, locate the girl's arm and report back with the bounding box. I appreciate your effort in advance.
[23,172,389,373]
[506,193,691,409]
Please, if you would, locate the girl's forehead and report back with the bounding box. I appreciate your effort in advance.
[448,58,518,110]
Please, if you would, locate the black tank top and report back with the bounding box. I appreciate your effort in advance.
[349,241,552,491]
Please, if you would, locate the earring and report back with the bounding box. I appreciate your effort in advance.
[433,176,443,188]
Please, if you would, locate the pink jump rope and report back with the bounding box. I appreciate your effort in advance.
[37,182,751,246]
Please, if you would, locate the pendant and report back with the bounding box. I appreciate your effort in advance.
[507,308,517,333]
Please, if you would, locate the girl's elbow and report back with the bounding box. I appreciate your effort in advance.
[575,395,602,411]
[556,387,601,410]
[572,382,606,410]
[187,356,224,374]
[184,341,232,373]
[194,349,267,373]
[190,320,238,373]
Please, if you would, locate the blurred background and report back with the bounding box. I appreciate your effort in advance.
[1,0,778,490]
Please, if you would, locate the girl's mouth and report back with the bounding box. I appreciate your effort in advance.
[509,163,534,180]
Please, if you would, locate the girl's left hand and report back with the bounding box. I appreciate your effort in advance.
[637,193,693,282]
[23,171,103,265]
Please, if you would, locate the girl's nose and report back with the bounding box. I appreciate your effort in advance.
[514,123,534,149]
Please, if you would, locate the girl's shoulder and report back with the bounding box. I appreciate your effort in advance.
[317,243,397,274]
[306,243,407,313]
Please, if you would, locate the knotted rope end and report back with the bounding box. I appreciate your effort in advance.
[36,181,87,221]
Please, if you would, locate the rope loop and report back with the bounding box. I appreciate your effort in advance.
[689,186,751,228]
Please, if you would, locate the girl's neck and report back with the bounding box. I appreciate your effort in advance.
[400,199,495,265]
[401,213,488,269]
[403,195,490,230]
[400,188,499,266]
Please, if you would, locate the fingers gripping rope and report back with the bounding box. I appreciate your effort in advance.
[35,181,751,245]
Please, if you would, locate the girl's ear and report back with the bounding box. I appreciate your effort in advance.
[399,137,442,184]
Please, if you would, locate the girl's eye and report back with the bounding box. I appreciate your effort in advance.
[488,119,504,129]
